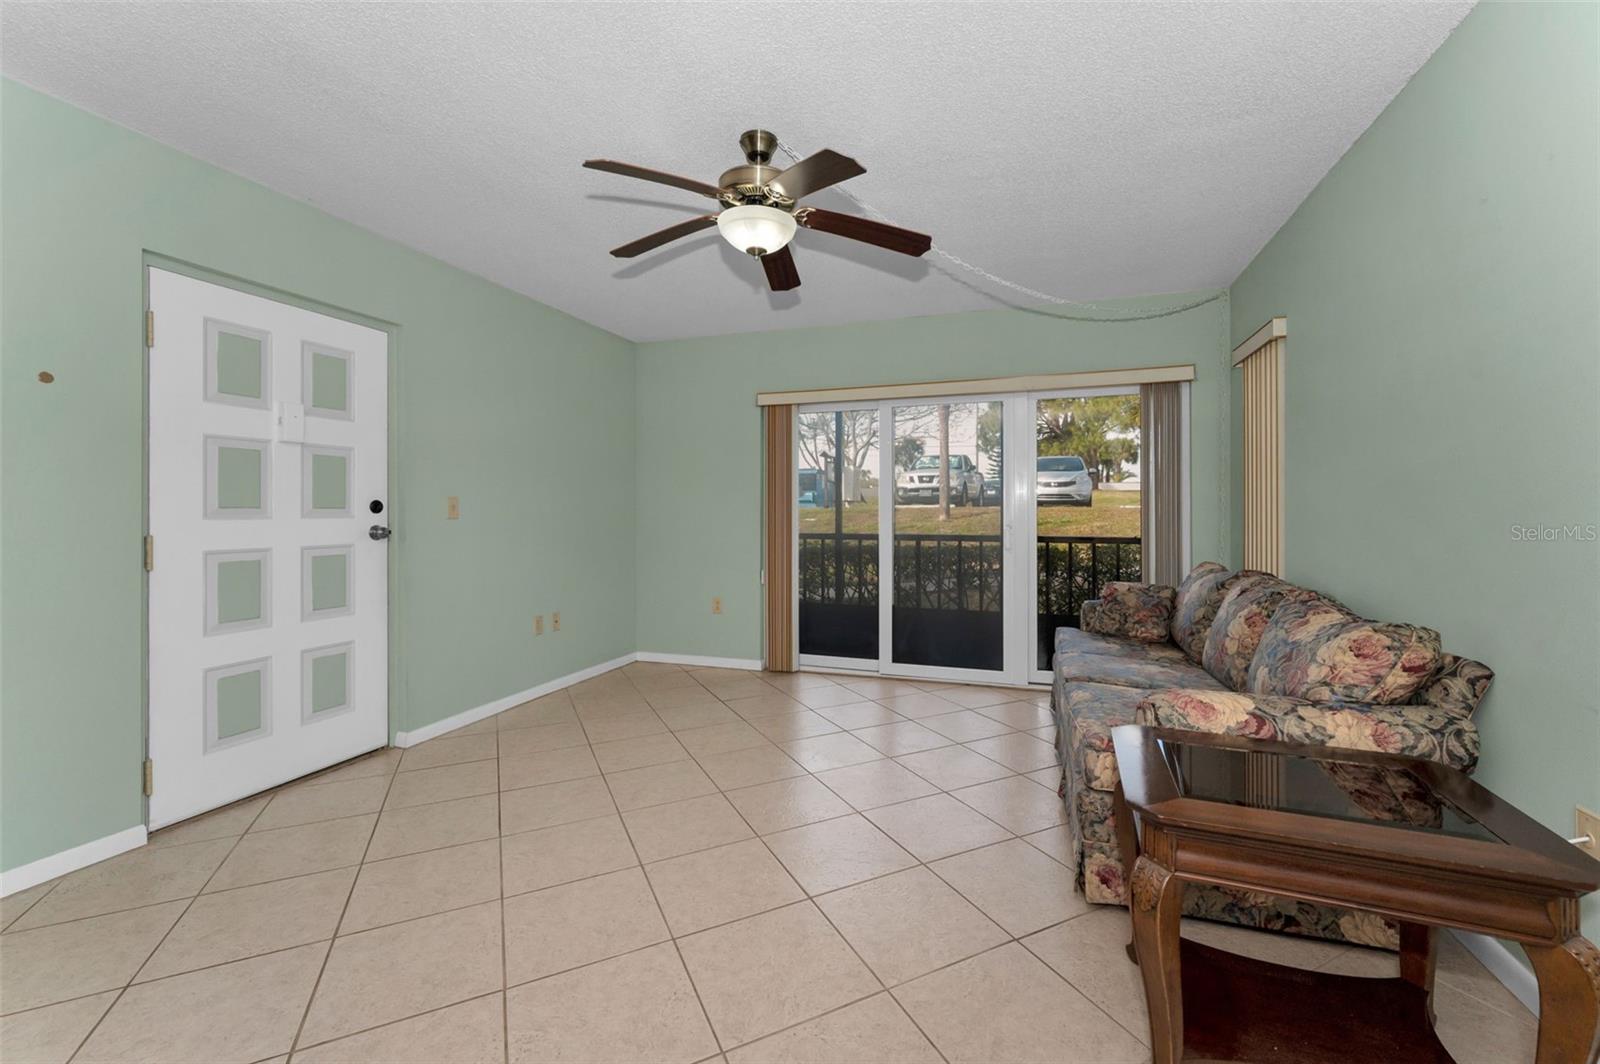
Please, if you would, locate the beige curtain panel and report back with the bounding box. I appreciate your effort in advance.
[1240,337,1286,575]
[763,405,796,672]
[1139,381,1184,586]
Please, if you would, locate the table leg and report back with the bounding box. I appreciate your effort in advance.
[1113,780,1140,964]
[1131,855,1185,1064]
[1523,936,1600,1064]
[1399,921,1438,1024]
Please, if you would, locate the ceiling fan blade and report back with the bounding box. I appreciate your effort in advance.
[796,207,932,257]
[583,160,725,200]
[761,246,801,292]
[768,149,865,200]
[609,214,720,258]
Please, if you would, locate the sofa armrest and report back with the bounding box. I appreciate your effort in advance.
[1134,687,1480,773]
[1079,581,1176,643]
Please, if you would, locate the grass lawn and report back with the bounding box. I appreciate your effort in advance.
[799,490,1141,538]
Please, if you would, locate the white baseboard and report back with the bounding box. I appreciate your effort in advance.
[0,824,148,898]
[634,651,763,671]
[1450,930,1539,1017]
[393,653,637,747]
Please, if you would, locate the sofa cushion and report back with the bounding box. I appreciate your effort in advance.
[1081,582,1176,643]
[1248,599,1443,705]
[1136,687,1480,772]
[1054,626,1187,665]
[1201,575,1299,690]
[1058,681,1149,793]
[1170,562,1237,662]
[1056,650,1223,691]
[1410,653,1494,718]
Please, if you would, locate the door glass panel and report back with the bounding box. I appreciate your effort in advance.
[304,644,353,719]
[1034,393,1143,670]
[205,658,271,750]
[208,551,270,633]
[305,344,351,417]
[305,448,351,515]
[891,401,1003,671]
[305,548,351,617]
[797,408,879,660]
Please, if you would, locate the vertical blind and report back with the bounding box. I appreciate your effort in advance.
[1237,328,1286,575]
[762,405,796,672]
[1139,381,1184,586]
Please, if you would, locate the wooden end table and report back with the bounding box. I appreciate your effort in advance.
[1111,725,1600,1064]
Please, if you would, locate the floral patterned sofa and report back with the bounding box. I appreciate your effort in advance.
[1051,562,1494,948]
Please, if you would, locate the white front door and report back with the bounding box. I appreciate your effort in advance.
[147,268,389,829]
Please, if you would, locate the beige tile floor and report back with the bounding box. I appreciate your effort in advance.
[0,663,1539,1063]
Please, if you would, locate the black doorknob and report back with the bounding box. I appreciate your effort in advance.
[368,525,392,541]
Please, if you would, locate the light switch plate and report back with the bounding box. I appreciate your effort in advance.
[275,401,306,444]
[711,597,722,615]
[534,614,544,636]
[552,612,560,632]
[447,496,460,520]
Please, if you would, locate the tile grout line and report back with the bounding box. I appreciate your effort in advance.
[593,674,729,1060]
[284,743,405,1059]
[63,790,277,1064]
[19,667,1080,1061]
[497,727,510,1064]
[1,717,1060,977]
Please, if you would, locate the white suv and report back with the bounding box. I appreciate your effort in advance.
[896,455,987,505]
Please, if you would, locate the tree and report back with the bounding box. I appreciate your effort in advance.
[797,410,880,503]
[893,434,925,471]
[976,404,1003,475]
[1036,395,1139,480]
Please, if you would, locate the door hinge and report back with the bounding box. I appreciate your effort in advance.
[145,310,154,349]
[142,759,154,797]
[144,534,154,572]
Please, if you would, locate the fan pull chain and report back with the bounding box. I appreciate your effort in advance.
[775,139,1224,324]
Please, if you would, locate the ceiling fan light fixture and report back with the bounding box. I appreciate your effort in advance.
[716,204,796,257]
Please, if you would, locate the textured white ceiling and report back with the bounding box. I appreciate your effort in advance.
[1,2,1470,342]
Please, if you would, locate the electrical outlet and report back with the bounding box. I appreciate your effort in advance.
[1577,807,1600,859]
[552,611,561,632]
[447,496,460,520]
[534,614,544,636]
[711,596,722,615]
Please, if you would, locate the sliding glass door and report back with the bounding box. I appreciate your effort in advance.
[1028,388,1144,681]
[796,406,880,666]
[886,399,1008,676]
[796,386,1180,686]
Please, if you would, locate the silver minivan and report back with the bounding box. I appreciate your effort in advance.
[1037,455,1093,506]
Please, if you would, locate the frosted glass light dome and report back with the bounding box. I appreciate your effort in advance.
[716,204,797,257]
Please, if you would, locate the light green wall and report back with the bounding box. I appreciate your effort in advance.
[0,80,637,873]
[1229,1,1600,927]
[634,298,1232,659]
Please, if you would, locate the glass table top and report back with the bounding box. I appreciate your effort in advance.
[1156,738,1501,844]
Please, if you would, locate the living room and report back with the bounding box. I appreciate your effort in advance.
[1,3,1596,1062]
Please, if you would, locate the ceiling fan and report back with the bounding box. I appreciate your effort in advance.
[584,129,932,292]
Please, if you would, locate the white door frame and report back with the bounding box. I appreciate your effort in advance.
[142,258,398,828]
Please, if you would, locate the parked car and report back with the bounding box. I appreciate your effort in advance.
[982,475,1001,506]
[1037,455,1092,506]
[896,454,985,505]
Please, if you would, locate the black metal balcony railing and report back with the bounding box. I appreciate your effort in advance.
[797,532,1142,669]
[1035,535,1141,669]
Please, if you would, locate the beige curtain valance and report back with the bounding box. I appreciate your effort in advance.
[755,364,1195,407]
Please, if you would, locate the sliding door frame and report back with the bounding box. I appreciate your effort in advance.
[795,385,1191,688]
